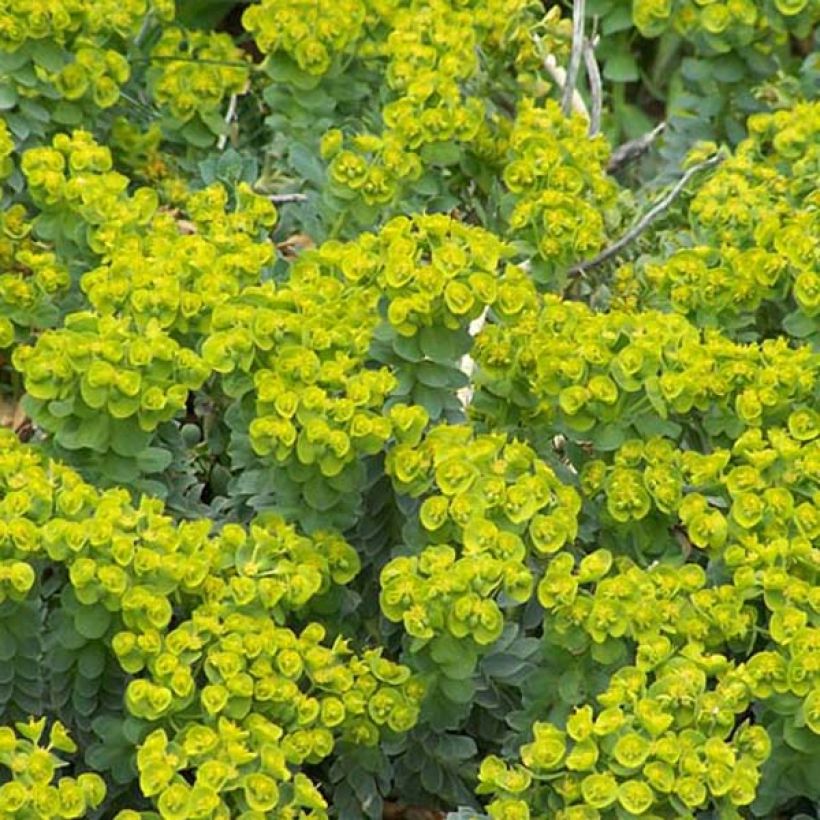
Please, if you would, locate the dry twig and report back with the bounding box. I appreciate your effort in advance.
[267,192,308,203]
[607,121,666,172]
[568,150,726,277]
[217,94,238,150]
[561,0,586,117]
[583,35,602,136]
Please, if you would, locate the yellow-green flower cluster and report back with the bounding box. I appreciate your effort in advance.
[536,550,752,656]
[373,0,541,141]
[473,295,818,437]
[50,45,130,109]
[470,0,549,66]
[0,203,71,345]
[213,215,536,476]
[502,99,619,274]
[12,311,211,436]
[0,0,173,53]
[480,660,772,818]
[0,430,420,819]
[242,0,368,76]
[323,129,423,206]
[581,414,818,556]
[381,424,581,643]
[147,27,250,124]
[320,0,488,206]
[296,214,534,337]
[0,0,173,126]
[571,420,819,738]
[0,718,106,818]
[200,273,405,477]
[251,360,405,477]
[315,0,541,208]
[632,0,816,42]
[116,523,370,725]
[202,276,378,384]
[118,623,421,819]
[633,103,820,327]
[82,182,277,335]
[21,131,159,255]
[378,0,483,126]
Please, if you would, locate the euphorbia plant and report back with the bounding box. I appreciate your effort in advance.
[0,1,817,819]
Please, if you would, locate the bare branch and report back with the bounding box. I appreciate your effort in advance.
[583,36,602,136]
[533,33,588,119]
[217,94,238,151]
[542,54,589,119]
[568,151,726,277]
[267,193,308,203]
[607,122,666,172]
[562,0,586,117]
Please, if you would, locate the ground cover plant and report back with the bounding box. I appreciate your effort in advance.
[0,0,817,818]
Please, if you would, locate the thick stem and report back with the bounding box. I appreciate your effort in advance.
[583,36,602,136]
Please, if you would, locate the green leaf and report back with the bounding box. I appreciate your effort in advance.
[430,635,478,680]
[74,604,112,640]
[558,666,584,705]
[783,310,817,339]
[0,49,31,73]
[436,734,477,761]
[47,398,75,418]
[85,742,118,771]
[0,82,18,111]
[108,418,153,458]
[604,52,639,83]
[481,652,528,680]
[200,108,228,136]
[590,638,626,666]
[712,55,746,83]
[783,720,820,754]
[175,0,236,29]
[294,83,337,113]
[122,717,148,745]
[392,332,425,363]
[289,142,326,188]
[590,424,626,451]
[136,447,173,474]
[412,384,444,419]
[418,326,470,364]
[303,475,341,511]
[77,643,107,679]
[264,52,322,90]
[633,416,682,439]
[601,5,633,34]
[417,361,459,389]
[0,627,16,662]
[4,112,30,140]
[30,41,65,72]
[57,416,110,452]
[420,756,445,793]
[439,675,476,704]
[586,0,614,14]
[180,119,217,148]
[681,58,711,83]
[420,140,461,166]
